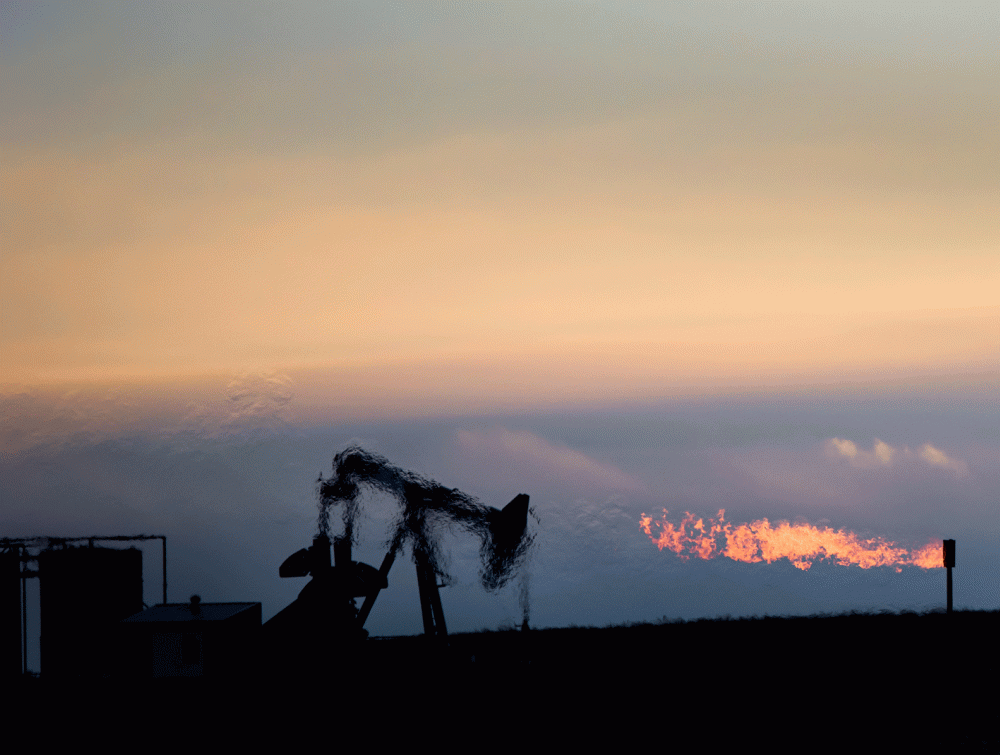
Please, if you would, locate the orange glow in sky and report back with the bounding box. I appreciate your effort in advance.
[2,3,997,402]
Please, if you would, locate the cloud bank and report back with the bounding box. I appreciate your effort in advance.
[827,437,968,476]
[454,427,646,495]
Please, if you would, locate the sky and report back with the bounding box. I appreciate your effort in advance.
[2,2,998,665]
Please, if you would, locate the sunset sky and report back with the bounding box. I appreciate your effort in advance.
[2,3,997,660]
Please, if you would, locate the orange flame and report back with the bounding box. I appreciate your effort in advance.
[640,510,943,571]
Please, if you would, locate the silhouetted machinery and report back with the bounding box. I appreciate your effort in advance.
[263,447,532,654]
[1,535,166,677]
[267,494,530,643]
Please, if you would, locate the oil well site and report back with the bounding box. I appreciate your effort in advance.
[3,447,997,746]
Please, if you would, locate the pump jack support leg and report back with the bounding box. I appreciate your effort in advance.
[356,549,396,630]
[415,553,448,639]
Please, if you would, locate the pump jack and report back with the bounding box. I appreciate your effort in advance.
[267,494,529,641]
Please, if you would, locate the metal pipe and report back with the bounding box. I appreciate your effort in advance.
[21,547,27,676]
[161,535,167,605]
[947,566,953,614]
[943,539,955,615]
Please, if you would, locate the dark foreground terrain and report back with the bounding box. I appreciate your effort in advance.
[10,609,999,750]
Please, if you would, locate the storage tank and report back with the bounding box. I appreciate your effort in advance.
[1,549,20,677]
[40,546,143,677]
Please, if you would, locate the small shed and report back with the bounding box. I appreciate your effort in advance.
[122,597,260,678]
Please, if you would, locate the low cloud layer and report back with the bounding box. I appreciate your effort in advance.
[3,384,997,644]
[827,437,968,476]
[0,371,297,452]
[453,427,647,496]
[225,371,294,424]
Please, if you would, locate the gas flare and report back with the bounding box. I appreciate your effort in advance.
[640,509,942,571]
